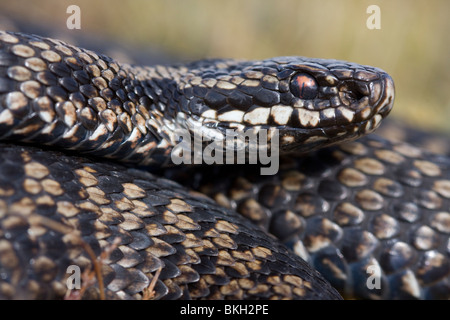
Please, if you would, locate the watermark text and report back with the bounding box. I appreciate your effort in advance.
[171,128,279,175]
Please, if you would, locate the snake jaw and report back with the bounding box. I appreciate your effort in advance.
[373,72,395,120]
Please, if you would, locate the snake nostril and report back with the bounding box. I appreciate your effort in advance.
[339,81,366,105]
[354,90,366,102]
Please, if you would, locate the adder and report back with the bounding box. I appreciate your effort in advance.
[0,31,448,300]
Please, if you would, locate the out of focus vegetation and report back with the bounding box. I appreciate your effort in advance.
[1,0,449,132]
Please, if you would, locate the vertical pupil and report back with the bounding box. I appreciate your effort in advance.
[291,74,318,99]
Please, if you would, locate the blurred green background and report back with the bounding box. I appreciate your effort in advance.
[1,0,449,133]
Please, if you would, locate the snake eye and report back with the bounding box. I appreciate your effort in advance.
[290,73,318,99]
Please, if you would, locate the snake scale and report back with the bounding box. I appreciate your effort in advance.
[0,31,448,300]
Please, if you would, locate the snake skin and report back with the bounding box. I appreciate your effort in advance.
[0,30,447,300]
[164,135,450,299]
[0,142,341,300]
[377,119,450,157]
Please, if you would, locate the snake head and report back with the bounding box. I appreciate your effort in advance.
[172,57,394,154]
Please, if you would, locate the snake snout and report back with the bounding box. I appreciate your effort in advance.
[376,73,395,119]
[334,68,395,136]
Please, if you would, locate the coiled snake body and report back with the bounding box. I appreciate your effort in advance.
[0,31,448,300]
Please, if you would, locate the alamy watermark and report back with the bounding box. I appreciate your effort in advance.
[366,264,382,290]
[65,4,382,35]
[66,5,81,30]
[66,265,82,290]
[65,4,382,31]
[170,128,280,175]
[366,5,381,30]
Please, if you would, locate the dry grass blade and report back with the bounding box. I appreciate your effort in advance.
[143,267,162,300]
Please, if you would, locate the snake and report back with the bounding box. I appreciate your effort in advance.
[0,30,448,300]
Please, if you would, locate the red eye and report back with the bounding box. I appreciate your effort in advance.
[290,73,318,99]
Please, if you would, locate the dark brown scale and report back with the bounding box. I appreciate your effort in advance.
[260,78,279,91]
[59,77,79,93]
[88,97,107,112]
[100,87,116,101]
[79,84,98,99]
[278,80,290,93]
[48,162,76,182]
[417,190,442,210]
[121,101,136,115]
[341,229,378,262]
[237,82,262,97]
[0,77,16,93]
[85,64,101,78]
[236,198,270,227]
[294,193,330,217]
[417,251,449,285]
[69,91,86,109]
[78,106,98,130]
[252,88,280,106]
[304,217,343,252]
[192,85,208,98]
[0,51,19,67]
[370,213,399,239]
[258,183,290,208]
[412,225,440,251]
[20,80,42,98]
[127,91,139,104]
[7,66,31,81]
[311,247,348,292]
[318,180,348,201]
[269,210,305,241]
[337,168,368,187]
[36,70,58,86]
[354,189,384,211]
[92,76,108,91]
[5,91,30,117]
[133,85,144,97]
[49,62,72,78]
[204,90,227,108]
[380,242,416,272]
[226,90,253,110]
[373,177,404,197]
[114,88,126,103]
[46,85,68,101]
[377,119,450,157]
[333,202,365,226]
[396,168,423,187]
[430,212,450,233]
